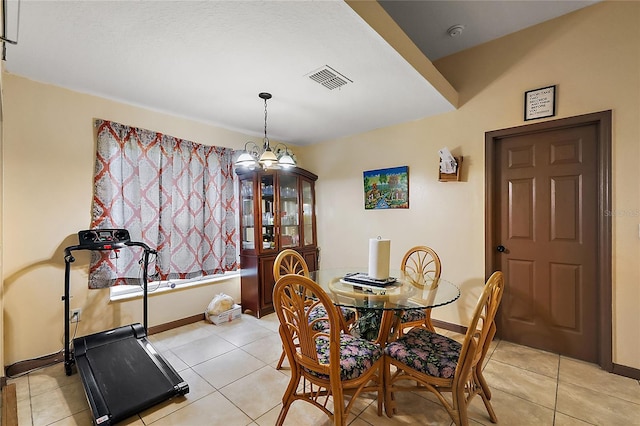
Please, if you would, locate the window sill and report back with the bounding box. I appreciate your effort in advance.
[109,271,241,302]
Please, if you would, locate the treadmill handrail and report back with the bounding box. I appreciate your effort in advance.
[64,241,154,259]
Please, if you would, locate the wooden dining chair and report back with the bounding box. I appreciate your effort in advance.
[273,248,310,279]
[383,271,504,425]
[272,249,354,369]
[273,274,384,426]
[399,246,442,335]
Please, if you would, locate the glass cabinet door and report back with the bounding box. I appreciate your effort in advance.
[278,173,300,249]
[241,179,255,250]
[302,179,315,246]
[261,174,275,250]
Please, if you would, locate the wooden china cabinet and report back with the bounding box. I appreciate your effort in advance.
[236,166,319,318]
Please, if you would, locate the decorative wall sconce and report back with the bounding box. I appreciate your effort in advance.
[438,147,462,182]
[234,92,296,170]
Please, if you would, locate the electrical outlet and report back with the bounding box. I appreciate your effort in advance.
[70,308,82,323]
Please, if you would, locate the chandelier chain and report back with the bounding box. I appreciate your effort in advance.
[263,97,269,145]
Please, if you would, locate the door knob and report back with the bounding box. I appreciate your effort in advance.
[496,245,506,253]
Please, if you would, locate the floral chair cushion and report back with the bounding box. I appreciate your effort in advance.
[400,308,426,323]
[305,333,382,381]
[307,305,331,331]
[384,328,461,379]
[308,306,356,332]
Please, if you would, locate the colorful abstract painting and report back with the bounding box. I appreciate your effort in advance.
[363,166,409,209]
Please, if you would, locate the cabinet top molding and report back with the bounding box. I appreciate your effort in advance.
[235,166,318,181]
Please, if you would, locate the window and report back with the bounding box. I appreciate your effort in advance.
[90,119,238,291]
[110,270,240,300]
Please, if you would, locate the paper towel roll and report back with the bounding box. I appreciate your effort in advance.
[368,238,390,280]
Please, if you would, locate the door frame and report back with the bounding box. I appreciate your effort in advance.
[484,110,612,371]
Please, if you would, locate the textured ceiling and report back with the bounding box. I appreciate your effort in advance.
[3,0,599,146]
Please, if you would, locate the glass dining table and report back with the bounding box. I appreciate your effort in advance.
[309,268,461,346]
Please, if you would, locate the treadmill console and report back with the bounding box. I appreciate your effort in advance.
[78,229,131,249]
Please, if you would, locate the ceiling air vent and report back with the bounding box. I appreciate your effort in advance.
[307,65,353,90]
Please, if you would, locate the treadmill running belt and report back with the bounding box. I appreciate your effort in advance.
[84,337,177,418]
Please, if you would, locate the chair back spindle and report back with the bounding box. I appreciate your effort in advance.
[401,245,442,285]
[399,246,442,333]
[273,249,309,280]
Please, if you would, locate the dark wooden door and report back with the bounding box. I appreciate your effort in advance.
[494,123,599,362]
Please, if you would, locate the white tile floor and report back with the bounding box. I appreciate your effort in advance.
[7,312,640,425]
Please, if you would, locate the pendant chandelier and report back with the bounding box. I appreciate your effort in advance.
[235,92,296,170]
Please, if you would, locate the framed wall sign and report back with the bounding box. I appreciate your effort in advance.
[524,85,556,121]
[363,166,409,210]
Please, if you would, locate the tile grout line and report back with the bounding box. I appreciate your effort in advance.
[557,356,640,408]
[217,362,285,423]
[552,351,560,425]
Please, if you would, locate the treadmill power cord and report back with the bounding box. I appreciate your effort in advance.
[139,251,163,292]
[5,315,80,378]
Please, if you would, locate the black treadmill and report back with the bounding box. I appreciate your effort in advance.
[63,229,189,425]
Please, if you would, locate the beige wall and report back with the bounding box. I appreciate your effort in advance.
[1,75,246,364]
[299,1,640,369]
[2,0,639,371]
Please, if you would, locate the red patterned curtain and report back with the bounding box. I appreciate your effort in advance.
[89,119,238,289]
